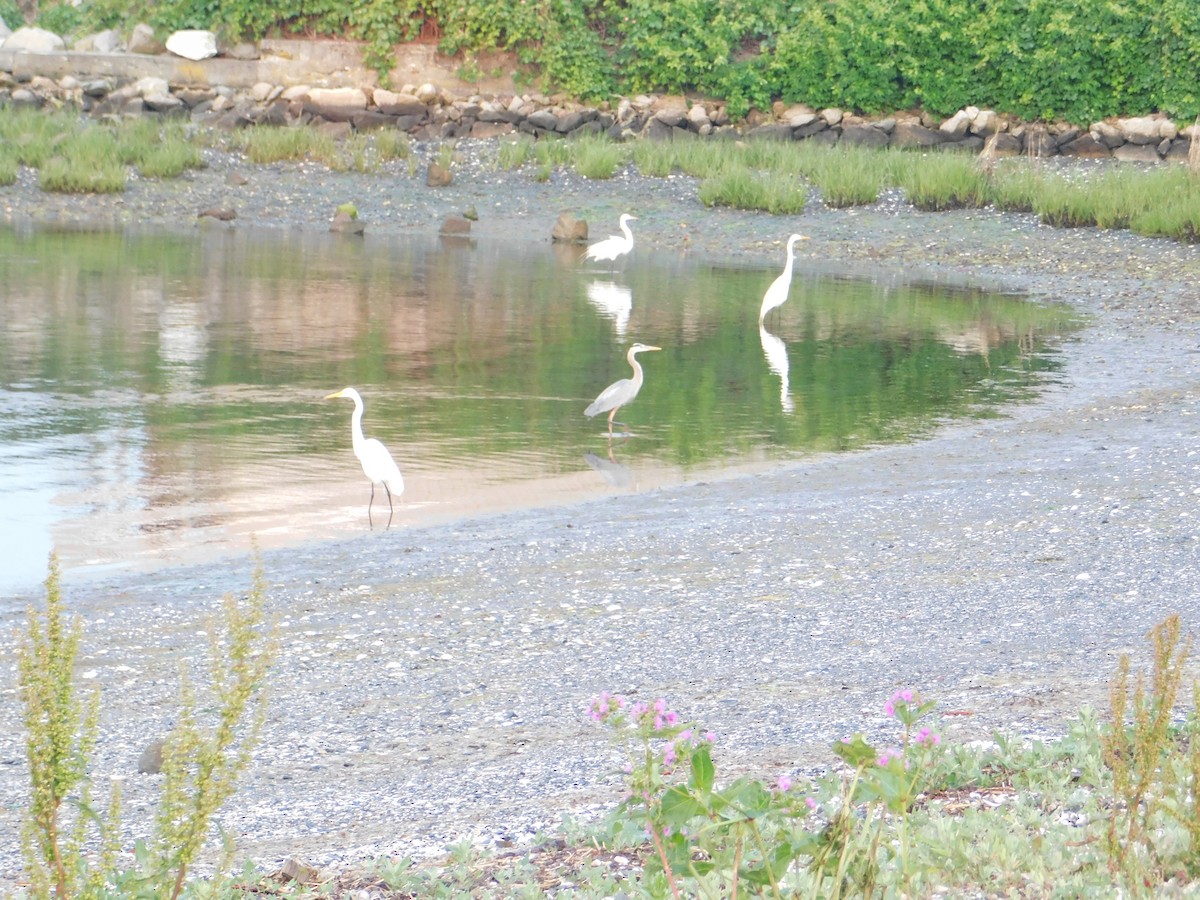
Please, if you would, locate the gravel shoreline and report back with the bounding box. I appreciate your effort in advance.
[1,144,1199,886]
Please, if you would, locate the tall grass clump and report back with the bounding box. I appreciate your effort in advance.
[0,150,17,186]
[38,125,127,194]
[699,166,807,213]
[1128,165,1200,241]
[892,151,988,211]
[18,555,276,899]
[571,134,629,179]
[496,134,537,170]
[800,144,886,207]
[19,554,121,898]
[239,125,336,164]
[631,139,679,177]
[986,161,1049,212]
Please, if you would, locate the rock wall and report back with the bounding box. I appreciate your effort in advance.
[0,26,1195,162]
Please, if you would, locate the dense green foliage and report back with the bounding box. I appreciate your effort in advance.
[28,0,1200,121]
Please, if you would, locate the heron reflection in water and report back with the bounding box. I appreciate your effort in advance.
[585,342,662,438]
[325,387,405,528]
[759,324,795,414]
[585,279,633,337]
[584,450,634,488]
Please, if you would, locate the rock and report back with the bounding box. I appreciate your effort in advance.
[556,110,594,133]
[426,162,453,187]
[891,123,946,148]
[145,92,184,113]
[373,89,425,117]
[81,79,111,97]
[687,104,711,129]
[198,208,237,221]
[820,107,844,126]
[1060,133,1111,158]
[0,17,10,40]
[746,123,793,141]
[330,209,365,235]
[306,87,368,121]
[525,109,558,131]
[983,133,1023,156]
[939,109,972,139]
[970,109,1002,136]
[1113,143,1161,163]
[135,76,170,98]
[470,121,514,138]
[551,212,588,244]
[1118,115,1172,145]
[92,29,123,52]
[224,42,259,60]
[840,125,889,148]
[166,29,218,61]
[439,216,471,235]
[278,858,320,886]
[462,205,478,221]
[11,88,40,108]
[5,27,66,53]
[138,739,165,774]
[1023,127,1058,157]
[652,107,687,129]
[281,85,311,102]
[414,82,439,104]
[793,118,828,139]
[1089,121,1125,148]
[225,171,249,186]
[128,23,164,55]
[786,111,818,128]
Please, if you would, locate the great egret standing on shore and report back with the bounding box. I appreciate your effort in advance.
[585,213,637,266]
[585,342,661,437]
[325,387,404,528]
[759,233,810,324]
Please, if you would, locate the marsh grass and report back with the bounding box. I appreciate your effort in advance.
[893,152,989,210]
[698,165,808,213]
[987,161,1047,212]
[571,134,628,179]
[0,150,17,186]
[800,144,885,206]
[239,125,336,164]
[496,134,536,170]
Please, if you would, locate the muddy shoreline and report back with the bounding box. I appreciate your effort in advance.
[1,146,1199,884]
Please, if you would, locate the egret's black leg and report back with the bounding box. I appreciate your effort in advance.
[384,484,395,529]
[368,482,376,528]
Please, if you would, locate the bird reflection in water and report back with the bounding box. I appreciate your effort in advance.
[759,324,795,414]
[585,279,633,338]
[583,450,634,488]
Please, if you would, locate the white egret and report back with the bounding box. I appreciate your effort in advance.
[758,233,810,324]
[584,213,637,266]
[325,387,404,528]
[585,342,661,437]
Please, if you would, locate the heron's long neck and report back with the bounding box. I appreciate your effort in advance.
[628,350,645,388]
[621,220,634,244]
[350,397,366,452]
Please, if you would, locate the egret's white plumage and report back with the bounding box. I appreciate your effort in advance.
[325,387,404,527]
[585,342,661,436]
[585,213,637,265]
[758,233,810,324]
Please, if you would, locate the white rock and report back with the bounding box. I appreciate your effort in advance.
[5,26,66,53]
[415,82,439,104]
[59,75,80,90]
[820,107,844,125]
[970,109,1002,136]
[92,29,123,52]
[135,76,169,98]
[250,82,274,103]
[787,111,818,128]
[687,103,710,126]
[281,85,311,102]
[372,88,425,117]
[939,109,972,138]
[166,29,218,61]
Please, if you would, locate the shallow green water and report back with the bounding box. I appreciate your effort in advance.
[0,225,1081,596]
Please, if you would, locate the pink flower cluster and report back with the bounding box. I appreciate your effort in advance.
[884,689,915,718]
[877,747,904,767]
[915,726,941,746]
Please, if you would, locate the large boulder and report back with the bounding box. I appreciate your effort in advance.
[128,23,165,55]
[165,29,218,61]
[306,87,368,121]
[1118,115,1175,145]
[5,26,66,53]
[891,123,945,148]
[372,88,425,117]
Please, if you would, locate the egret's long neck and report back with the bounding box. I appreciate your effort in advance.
[781,242,796,280]
[621,219,634,245]
[350,396,366,452]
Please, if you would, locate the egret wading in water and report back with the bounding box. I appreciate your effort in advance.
[585,342,662,437]
[759,233,811,325]
[325,387,404,528]
[584,213,637,267]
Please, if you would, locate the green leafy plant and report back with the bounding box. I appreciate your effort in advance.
[18,554,121,899]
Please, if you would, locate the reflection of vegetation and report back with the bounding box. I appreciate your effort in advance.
[0,227,1082,478]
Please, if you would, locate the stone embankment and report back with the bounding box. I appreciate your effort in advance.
[0,22,1195,162]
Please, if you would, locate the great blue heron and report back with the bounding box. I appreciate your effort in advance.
[585,342,661,437]
[585,213,637,266]
[325,387,404,528]
[759,233,810,324]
